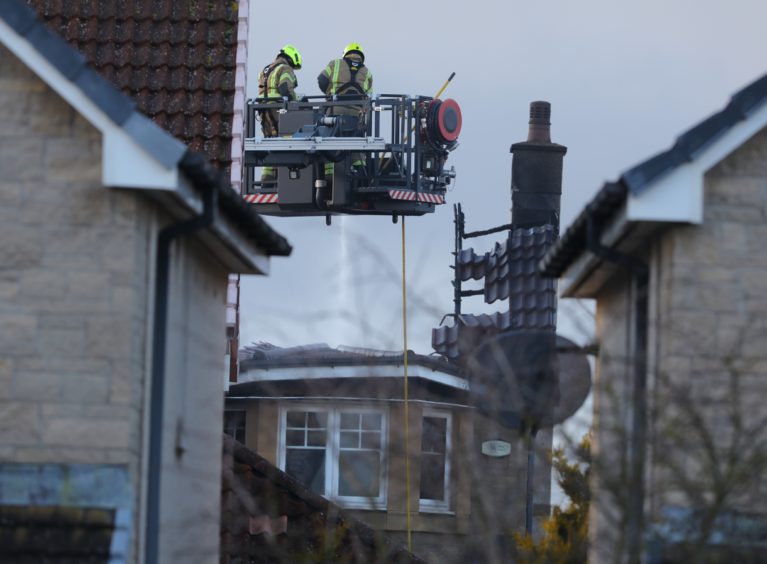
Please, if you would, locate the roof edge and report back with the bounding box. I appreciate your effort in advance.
[0,2,291,260]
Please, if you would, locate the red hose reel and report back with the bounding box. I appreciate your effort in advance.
[422,98,462,147]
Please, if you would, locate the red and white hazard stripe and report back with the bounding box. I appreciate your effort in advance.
[388,189,417,201]
[244,193,279,204]
[388,190,445,204]
[417,192,446,204]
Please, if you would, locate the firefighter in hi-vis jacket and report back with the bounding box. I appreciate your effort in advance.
[317,42,373,177]
[257,44,302,186]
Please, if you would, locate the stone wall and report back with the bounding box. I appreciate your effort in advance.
[234,395,551,563]
[0,43,232,563]
[590,269,634,563]
[589,126,767,562]
[159,236,229,562]
[0,43,153,561]
[651,125,767,518]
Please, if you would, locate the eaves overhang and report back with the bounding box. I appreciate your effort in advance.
[0,1,291,273]
[0,4,185,189]
[236,364,470,392]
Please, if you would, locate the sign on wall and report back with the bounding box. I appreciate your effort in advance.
[481,440,512,458]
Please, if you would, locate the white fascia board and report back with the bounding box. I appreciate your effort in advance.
[0,19,178,190]
[102,126,178,189]
[627,163,701,224]
[238,365,469,391]
[628,99,767,225]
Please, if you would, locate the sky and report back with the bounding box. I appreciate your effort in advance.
[240,0,767,355]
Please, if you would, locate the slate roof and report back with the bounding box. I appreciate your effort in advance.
[541,70,767,278]
[25,0,238,171]
[434,225,557,360]
[222,435,426,564]
[1,1,292,258]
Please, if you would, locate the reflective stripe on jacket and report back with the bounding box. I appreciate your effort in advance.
[317,53,372,97]
[258,57,298,100]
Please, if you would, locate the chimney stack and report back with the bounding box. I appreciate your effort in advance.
[510,101,567,232]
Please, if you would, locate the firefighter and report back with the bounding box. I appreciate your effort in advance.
[317,43,373,177]
[257,44,302,186]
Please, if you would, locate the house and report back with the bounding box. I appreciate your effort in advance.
[0,1,289,562]
[226,343,476,562]
[226,335,556,563]
[541,72,767,562]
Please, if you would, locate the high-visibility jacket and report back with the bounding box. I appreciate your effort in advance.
[317,53,372,98]
[258,56,298,100]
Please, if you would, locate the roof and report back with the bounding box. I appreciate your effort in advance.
[0,1,291,261]
[433,225,557,360]
[539,181,627,277]
[25,0,238,171]
[622,72,767,195]
[541,71,767,279]
[456,224,556,304]
[180,152,292,257]
[239,342,462,375]
[222,435,426,563]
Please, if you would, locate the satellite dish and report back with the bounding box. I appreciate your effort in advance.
[467,331,590,429]
[551,335,591,424]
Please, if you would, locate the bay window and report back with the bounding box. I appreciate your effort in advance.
[279,406,387,508]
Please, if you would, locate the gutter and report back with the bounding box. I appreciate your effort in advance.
[586,216,649,564]
[144,165,219,564]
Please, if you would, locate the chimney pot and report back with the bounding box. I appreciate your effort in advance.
[527,101,551,143]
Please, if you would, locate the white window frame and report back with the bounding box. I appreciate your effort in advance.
[419,409,452,513]
[277,404,388,510]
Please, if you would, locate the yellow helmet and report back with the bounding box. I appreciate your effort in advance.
[343,42,364,61]
[280,44,302,69]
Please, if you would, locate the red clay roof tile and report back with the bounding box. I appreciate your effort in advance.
[26,0,238,172]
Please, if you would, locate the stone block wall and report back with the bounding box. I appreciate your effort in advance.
[1,43,233,563]
[159,235,229,562]
[650,126,767,518]
[0,44,153,562]
[589,269,634,563]
[235,394,549,563]
[589,126,767,562]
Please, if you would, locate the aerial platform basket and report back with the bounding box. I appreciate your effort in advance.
[243,94,461,220]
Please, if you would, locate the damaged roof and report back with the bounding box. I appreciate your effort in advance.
[541,70,767,278]
[455,225,556,304]
[239,342,461,375]
[25,0,238,171]
[434,225,557,360]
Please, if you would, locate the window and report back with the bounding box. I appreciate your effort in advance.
[284,411,327,494]
[279,406,387,508]
[419,411,451,512]
[224,410,246,444]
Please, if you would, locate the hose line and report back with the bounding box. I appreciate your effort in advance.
[401,217,413,550]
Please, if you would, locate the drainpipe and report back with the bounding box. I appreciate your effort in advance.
[145,179,218,564]
[586,215,649,564]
